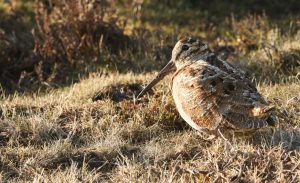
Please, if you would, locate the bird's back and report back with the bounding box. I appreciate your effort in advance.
[171,53,275,134]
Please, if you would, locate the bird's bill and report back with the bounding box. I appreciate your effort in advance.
[137,60,175,98]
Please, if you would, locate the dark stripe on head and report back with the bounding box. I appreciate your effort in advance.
[182,37,204,43]
[180,37,196,44]
[187,37,197,44]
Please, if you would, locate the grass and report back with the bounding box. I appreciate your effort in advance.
[0,0,300,182]
[0,73,299,182]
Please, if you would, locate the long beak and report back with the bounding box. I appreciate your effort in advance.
[137,60,176,98]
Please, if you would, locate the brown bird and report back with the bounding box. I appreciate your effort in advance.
[137,37,275,138]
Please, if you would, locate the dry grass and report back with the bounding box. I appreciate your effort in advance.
[0,72,299,182]
[0,0,134,92]
[0,1,300,182]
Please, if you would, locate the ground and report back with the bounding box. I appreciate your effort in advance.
[0,0,300,182]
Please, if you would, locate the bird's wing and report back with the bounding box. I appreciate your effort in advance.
[172,60,274,131]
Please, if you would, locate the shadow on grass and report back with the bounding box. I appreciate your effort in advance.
[141,0,300,25]
[0,0,299,95]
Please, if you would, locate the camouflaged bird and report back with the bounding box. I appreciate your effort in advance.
[137,37,276,138]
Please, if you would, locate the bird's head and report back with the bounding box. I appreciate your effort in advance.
[137,37,208,98]
[171,37,208,68]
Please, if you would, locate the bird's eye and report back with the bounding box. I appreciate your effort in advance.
[182,45,189,51]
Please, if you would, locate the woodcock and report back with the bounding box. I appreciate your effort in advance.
[137,37,276,137]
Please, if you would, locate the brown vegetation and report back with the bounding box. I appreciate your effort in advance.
[0,0,299,182]
[1,0,132,92]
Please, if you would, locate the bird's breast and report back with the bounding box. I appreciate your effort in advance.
[171,64,221,131]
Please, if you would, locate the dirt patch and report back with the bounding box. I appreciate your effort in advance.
[92,83,152,102]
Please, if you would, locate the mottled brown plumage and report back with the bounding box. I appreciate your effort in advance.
[138,37,275,137]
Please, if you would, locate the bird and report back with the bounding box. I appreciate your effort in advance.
[137,37,276,138]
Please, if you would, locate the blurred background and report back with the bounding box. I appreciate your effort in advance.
[0,0,299,92]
